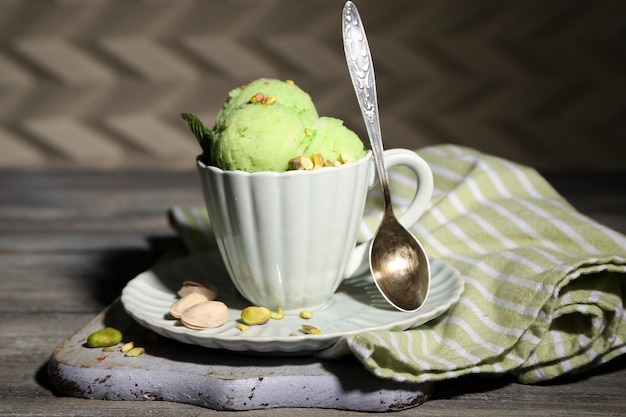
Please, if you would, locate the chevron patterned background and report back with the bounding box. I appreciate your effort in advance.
[1,0,624,171]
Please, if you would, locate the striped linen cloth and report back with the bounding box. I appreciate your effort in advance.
[169,144,626,383]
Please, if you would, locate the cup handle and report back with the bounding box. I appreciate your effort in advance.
[343,149,434,278]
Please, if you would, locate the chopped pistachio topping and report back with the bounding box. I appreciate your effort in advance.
[288,155,314,170]
[249,92,277,105]
[288,153,356,171]
[339,153,355,164]
[311,153,325,168]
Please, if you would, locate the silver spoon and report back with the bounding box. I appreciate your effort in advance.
[342,1,430,312]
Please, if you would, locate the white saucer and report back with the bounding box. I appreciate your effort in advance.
[121,251,463,355]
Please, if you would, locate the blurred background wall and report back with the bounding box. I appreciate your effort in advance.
[1,0,624,171]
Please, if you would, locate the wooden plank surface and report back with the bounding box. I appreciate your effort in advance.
[1,169,625,416]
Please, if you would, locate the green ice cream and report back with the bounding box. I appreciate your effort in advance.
[183,78,366,173]
[300,117,366,164]
[216,78,319,128]
[212,102,307,173]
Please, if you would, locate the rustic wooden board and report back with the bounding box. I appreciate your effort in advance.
[48,299,434,412]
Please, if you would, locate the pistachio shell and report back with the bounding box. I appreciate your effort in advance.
[180,300,229,329]
[177,280,218,300]
[169,292,208,318]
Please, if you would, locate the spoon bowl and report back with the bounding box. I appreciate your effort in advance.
[343,1,430,311]
[371,210,430,311]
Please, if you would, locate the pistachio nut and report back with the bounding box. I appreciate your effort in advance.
[180,300,229,329]
[288,155,314,171]
[311,153,325,168]
[86,327,123,348]
[125,346,145,357]
[120,341,134,353]
[270,308,284,320]
[339,153,355,164]
[240,306,271,326]
[235,322,249,332]
[299,310,313,319]
[302,324,321,335]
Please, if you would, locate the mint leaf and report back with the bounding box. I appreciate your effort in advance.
[181,112,211,154]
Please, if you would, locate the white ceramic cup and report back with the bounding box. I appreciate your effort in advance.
[197,149,433,312]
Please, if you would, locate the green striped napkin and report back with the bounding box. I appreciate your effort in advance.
[168,144,626,384]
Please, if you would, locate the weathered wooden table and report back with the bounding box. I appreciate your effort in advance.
[1,169,625,416]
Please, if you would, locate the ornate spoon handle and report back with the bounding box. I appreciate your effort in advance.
[342,1,392,208]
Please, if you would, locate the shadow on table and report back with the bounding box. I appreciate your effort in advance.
[86,236,182,309]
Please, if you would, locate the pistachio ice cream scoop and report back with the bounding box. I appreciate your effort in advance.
[215,77,319,129]
[182,78,366,173]
[212,100,308,172]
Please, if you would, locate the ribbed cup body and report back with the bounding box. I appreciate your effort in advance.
[197,154,374,311]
